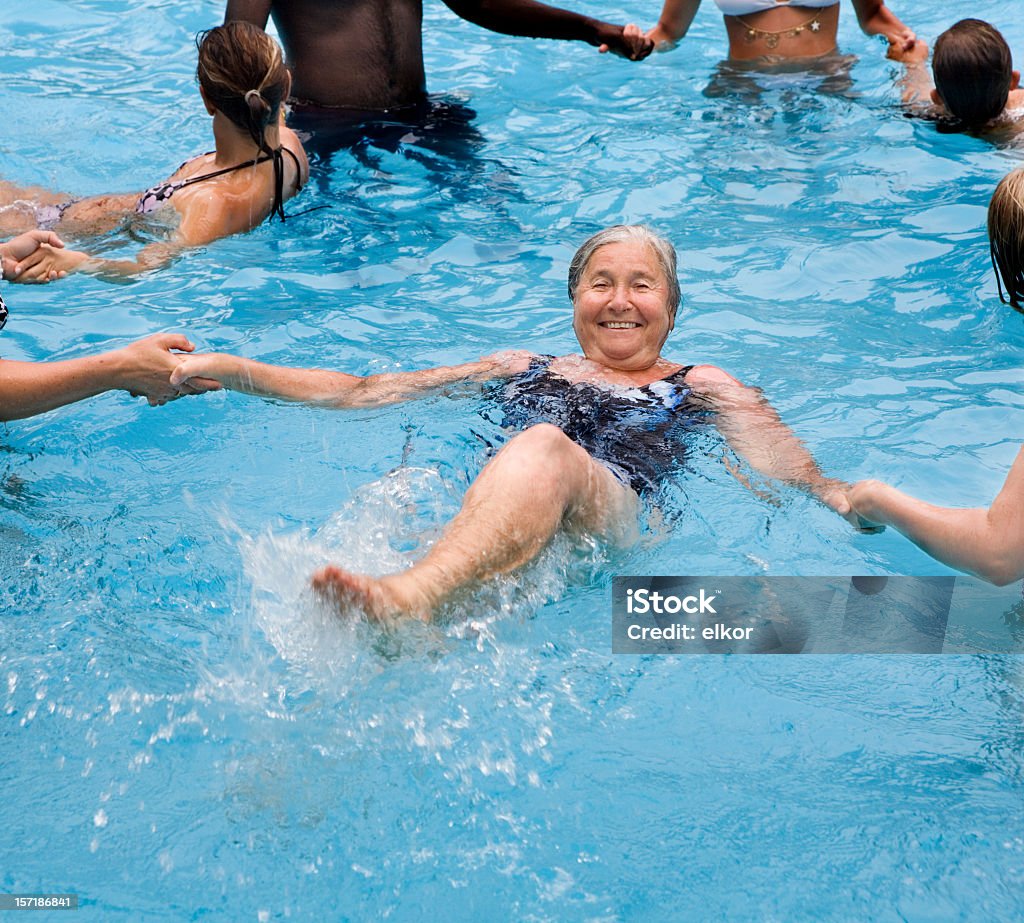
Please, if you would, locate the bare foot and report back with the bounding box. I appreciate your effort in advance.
[311,565,431,623]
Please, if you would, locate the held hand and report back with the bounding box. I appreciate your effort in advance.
[887,35,927,63]
[7,243,87,283]
[598,23,654,61]
[645,24,679,52]
[482,350,535,377]
[861,6,916,52]
[846,479,891,530]
[0,230,65,278]
[114,334,221,406]
[888,29,917,54]
[820,480,885,533]
[169,353,234,393]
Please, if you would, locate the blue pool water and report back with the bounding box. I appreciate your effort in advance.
[3,0,1024,918]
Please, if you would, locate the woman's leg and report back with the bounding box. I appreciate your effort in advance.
[0,181,71,236]
[0,180,70,209]
[313,423,639,620]
[0,180,138,238]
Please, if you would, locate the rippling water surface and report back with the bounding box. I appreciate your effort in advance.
[3,0,1024,918]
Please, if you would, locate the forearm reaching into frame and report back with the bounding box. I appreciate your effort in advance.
[0,334,217,421]
[443,0,653,59]
[848,448,1024,586]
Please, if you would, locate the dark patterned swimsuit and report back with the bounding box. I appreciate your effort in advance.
[494,357,708,496]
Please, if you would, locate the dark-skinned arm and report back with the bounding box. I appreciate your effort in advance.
[224,0,272,28]
[442,0,653,60]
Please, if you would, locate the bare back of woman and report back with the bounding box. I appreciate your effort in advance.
[2,22,308,283]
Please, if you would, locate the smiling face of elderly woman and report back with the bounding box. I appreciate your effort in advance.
[568,226,681,371]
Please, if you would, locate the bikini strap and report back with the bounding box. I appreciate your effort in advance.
[185,150,303,224]
[272,147,285,221]
[282,146,303,191]
[174,153,275,191]
[271,145,331,221]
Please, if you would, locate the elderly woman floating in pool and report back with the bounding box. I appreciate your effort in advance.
[172,225,853,620]
[647,0,914,61]
[0,22,307,283]
[847,170,1024,586]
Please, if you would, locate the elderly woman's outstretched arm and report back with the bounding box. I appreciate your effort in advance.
[848,450,1024,585]
[685,364,852,518]
[169,351,534,408]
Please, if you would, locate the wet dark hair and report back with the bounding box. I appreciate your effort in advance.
[989,169,1024,311]
[196,22,288,154]
[933,19,1012,131]
[195,22,293,218]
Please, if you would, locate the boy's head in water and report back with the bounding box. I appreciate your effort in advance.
[932,19,1018,129]
[989,169,1024,310]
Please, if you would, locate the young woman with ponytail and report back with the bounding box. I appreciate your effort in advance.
[0,22,308,282]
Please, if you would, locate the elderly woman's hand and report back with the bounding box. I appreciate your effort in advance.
[113,334,221,405]
[817,479,886,532]
[846,480,893,530]
[482,350,535,377]
[169,353,236,393]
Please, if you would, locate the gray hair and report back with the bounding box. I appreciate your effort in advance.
[567,225,681,318]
